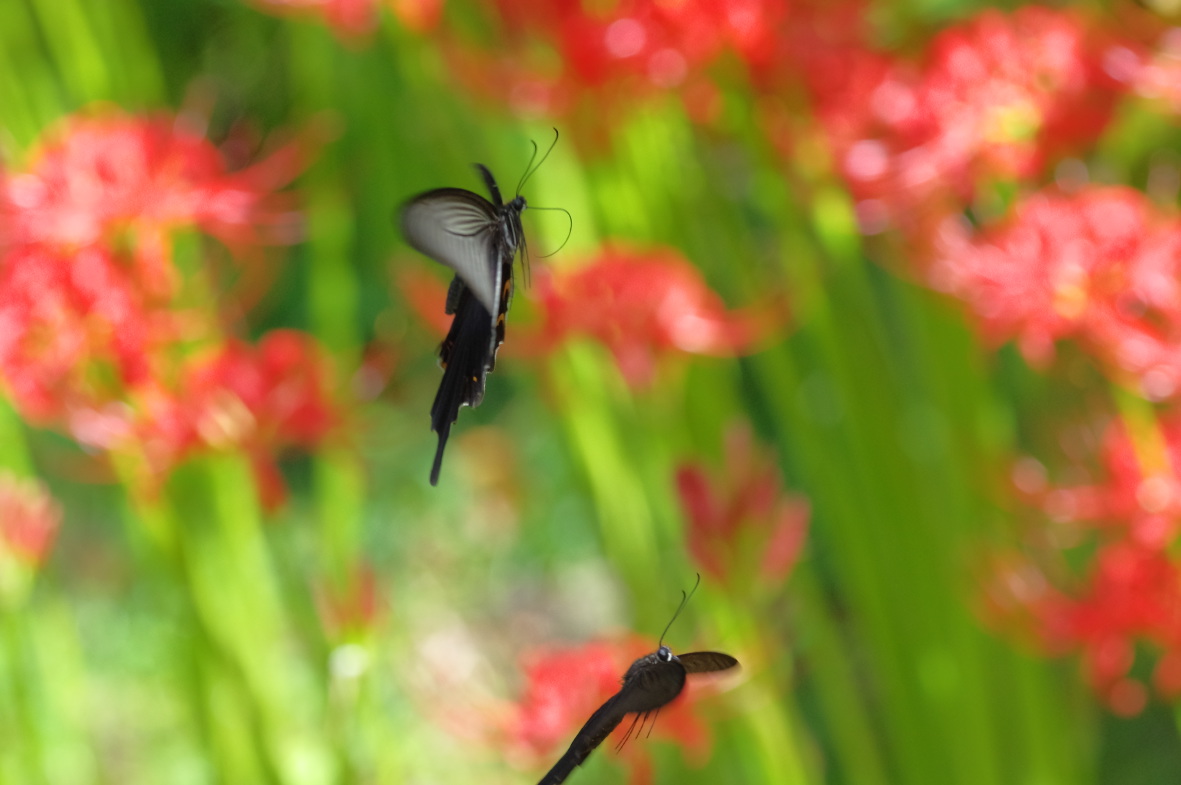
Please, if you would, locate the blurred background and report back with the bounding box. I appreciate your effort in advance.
[5,0,1181,783]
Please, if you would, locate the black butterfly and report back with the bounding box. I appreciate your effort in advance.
[538,579,739,785]
[400,137,556,486]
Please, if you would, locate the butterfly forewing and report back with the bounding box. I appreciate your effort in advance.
[678,651,740,674]
[400,188,502,315]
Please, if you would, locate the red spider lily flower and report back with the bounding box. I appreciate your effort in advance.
[245,0,378,39]
[507,641,623,762]
[5,110,306,290]
[129,330,340,509]
[505,637,719,782]
[675,423,809,586]
[0,108,309,430]
[0,244,182,424]
[534,0,786,90]
[1033,416,1181,548]
[536,245,785,388]
[815,8,1126,237]
[1030,541,1181,716]
[185,330,338,507]
[931,186,1181,399]
[980,543,1175,716]
[0,473,62,568]
[438,0,786,131]
[985,413,1181,715]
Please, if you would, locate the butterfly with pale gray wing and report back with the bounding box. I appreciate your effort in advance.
[538,578,739,785]
[400,133,561,485]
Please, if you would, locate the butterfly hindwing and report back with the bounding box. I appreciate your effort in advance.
[430,285,495,485]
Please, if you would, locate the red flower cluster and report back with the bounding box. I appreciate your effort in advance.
[133,330,339,508]
[439,0,788,128]
[675,423,808,586]
[0,111,306,421]
[506,638,717,782]
[0,243,172,421]
[0,472,61,569]
[503,0,786,85]
[1036,541,1181,716]
[5,112,302,276]
[0,109,335,507]
[535,246,783,387]
[814,7,1125,237]
[1037,417,1181,548]
[507,641,623,760]
[933,187,1181,401]
[988,415,1181,714]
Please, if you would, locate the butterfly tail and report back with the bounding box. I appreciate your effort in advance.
[537,693,625,785]
[428,292,494,485]
[537,750,580,785]
[429,424,450,486]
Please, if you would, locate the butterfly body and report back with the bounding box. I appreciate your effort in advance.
[538,646,738,785]
[400,164,527,485]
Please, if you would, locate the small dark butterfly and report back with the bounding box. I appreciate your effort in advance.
[400,134,558,486]
[538,577,739,785]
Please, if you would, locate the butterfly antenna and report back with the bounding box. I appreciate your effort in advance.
[527,205,573,258]
[514,138,540,197]
[658,573,701,648]
[516,128,560,196]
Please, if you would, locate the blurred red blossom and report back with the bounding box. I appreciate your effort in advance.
[931,187,1181,400]
[0,473,62,568]
[986,413,1181,715]
[5,110,306,279]
[439,0,788,131]
[535,245,785,387]
[675,422,809,585]
[505,637,719,782]
[0,108,326,507]
[507,641,622,761]
[0,109,309,426]
[1030,416,1181,548]
[0,243,179,423]
[812,7,1126,237]
[132,330,340,509]
[988,541,1181,716]
[1042,541,1181,715]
